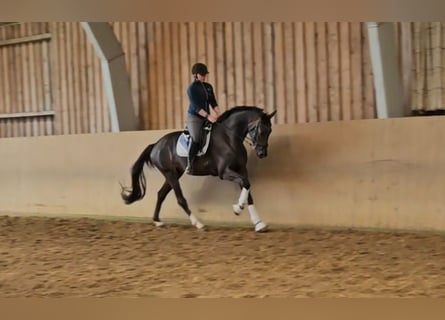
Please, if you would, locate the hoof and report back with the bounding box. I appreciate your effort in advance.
[232,204,244,216]
[154,221,164,227]
[254,221,268,233]
[189,214,205,230]
[194,221,205,230]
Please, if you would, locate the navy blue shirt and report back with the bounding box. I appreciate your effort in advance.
[187,80,218,117]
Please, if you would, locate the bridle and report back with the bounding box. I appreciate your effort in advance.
[246,118,270,148]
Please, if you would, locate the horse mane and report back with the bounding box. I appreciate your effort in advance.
[216,106,264,123]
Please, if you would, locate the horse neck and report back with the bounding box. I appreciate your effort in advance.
[221,110,260,140]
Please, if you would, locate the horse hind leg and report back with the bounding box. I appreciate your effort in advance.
[152,181,172,227]
[168,174,205,230]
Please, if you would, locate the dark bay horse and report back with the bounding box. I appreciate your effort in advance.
[120,106,276,232]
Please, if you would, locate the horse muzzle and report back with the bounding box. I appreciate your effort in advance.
[255,146,268,158]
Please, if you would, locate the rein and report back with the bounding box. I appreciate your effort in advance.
[211,117,261,147]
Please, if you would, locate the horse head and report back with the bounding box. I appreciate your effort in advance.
[248,110,277,159]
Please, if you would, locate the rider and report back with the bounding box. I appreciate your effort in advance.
[185,63,221,174]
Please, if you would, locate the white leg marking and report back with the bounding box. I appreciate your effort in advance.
[233,204,243,215]
[189,213,205,229]
[248,205,268,232]
[154,221,164,227]
[233,188,249,215]
[238,188,249,206]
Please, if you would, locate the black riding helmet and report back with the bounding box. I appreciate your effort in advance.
[191,63,209,76]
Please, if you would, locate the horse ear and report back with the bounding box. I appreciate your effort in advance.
[268,110,277,119]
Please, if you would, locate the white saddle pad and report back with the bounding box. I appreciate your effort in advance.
[175,129,212,157]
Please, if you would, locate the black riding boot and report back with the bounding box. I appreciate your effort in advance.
[186,142,200,174]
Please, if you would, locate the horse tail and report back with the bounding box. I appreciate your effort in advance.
[120,144,155,204]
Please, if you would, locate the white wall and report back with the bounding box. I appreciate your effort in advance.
[1,117,445,232]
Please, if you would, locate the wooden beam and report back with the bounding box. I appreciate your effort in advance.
[80,22,138,132]
[0,33,51,47]
[367,22,405,118]
[0,110,55,119]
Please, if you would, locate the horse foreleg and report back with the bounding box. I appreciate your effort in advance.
[242,190,268,232]
[233,187,249,215]
[153,181,172,227]
[223,169,268,232]
[247,204,268,233]
[237,190,268,232]
[169,177,205,230]
[222,169,250,215]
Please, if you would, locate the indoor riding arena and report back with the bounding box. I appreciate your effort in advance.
[1,22,445,298]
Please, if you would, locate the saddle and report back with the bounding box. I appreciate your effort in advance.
[175,122,213,157]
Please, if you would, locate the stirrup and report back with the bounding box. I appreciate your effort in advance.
[185,162,193,174]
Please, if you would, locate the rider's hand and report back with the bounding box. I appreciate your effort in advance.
[207,114,217,123]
